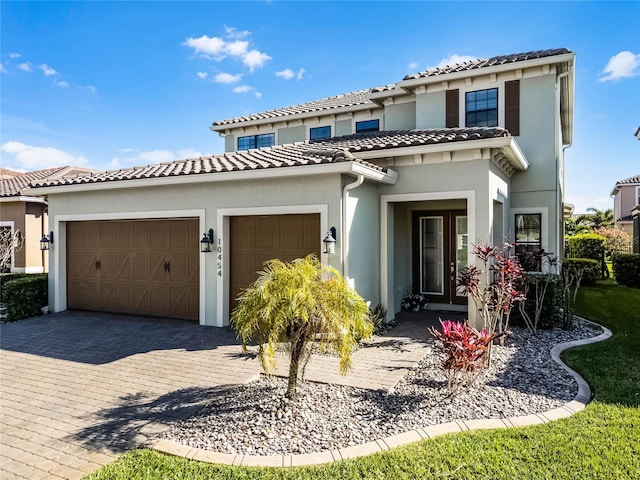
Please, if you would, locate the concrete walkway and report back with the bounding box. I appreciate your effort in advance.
[0,309,451,479]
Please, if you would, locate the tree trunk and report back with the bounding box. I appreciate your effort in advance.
[286,334,306,399]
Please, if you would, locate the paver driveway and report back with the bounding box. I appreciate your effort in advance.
[0,311,262,480]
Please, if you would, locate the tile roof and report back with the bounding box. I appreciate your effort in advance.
[212,88,384,127]
[29,128,508,190]
[401,48,573,81]
[614,174,640,186]
[1,167,99,197]
[214,48,571,126]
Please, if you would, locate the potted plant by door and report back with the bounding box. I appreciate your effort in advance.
[401,294,428,311]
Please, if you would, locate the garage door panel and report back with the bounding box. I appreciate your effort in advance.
[67,219,199,321]
[229,214,320,312]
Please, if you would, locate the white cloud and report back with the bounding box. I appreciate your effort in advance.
[408,61,419,70]
[276,67,306,80]
[119,147,136,153]
[196,71,208,79]
[0,63,6,74]
[224,26,250,40]
[232,85,261,98]
[215,72,242,84]
[8,52,21,58]
[139,150,175,163]
[435,54,476,69]
[39,64,58,76]
[275,68,294,80]
[55,80,69,87]
[243,49,271,71]
[224,40,249,57]
[1,141,88,170]
[177,148,203,158]
[183,35,226,57]
[85,85,97,94]
[18,62,31,72]
[598,51,640,82]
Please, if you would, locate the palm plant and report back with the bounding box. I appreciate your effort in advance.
[575,207,614,231]
[231,255,373,399]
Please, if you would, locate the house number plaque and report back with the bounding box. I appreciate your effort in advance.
[217,238,222,277]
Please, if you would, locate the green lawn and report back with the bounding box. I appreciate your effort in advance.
[84,279,640,480]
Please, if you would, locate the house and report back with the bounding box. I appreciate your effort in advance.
[611,174,640,237]
[0,167,96,273]
[25,48,575,326]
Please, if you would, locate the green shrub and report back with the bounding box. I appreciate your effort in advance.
[612,254,640,288]
[562,258,600,286]
[2,274,48,322]
[511,273,563,329]
[568,233,606,277]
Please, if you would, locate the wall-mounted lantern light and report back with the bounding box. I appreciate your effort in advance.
[200,229,214,253]
[323,227,336,254]
[40,231,54,251]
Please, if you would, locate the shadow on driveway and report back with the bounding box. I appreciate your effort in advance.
[0,310,241,365]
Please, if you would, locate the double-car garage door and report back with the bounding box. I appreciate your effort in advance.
[66,214,320,322]
[67,219,200,321]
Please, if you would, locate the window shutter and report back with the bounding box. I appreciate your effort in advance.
[505,80,520,136]
[445,89,459,128]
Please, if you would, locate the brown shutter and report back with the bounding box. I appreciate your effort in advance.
[445,89,459,128]
[505,80,520,136]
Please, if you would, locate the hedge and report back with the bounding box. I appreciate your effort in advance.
[568,233,606,278]
[612,254,640,288]
[0,274,48,322]
[562,258,600,286]
[511,273,563,329]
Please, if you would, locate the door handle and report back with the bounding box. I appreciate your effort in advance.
[166,261,170,274]
[95,260,101,271]
[450,262,455,274]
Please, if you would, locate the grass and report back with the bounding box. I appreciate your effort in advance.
[84,279,640,479]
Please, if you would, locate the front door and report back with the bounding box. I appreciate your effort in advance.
[412,210,468,305]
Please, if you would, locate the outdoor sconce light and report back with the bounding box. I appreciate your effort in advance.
[40,231,54,251]
[200,229,214,253]
[323,227,337,254]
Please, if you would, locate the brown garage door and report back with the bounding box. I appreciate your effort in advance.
[230,214,320,311]
[67,219,199,321]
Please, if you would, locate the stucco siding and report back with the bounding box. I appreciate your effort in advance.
[344,180,380,305]
[224,134,235,152]
[335,119,352,137]
[415,91,445,128]
[277,125,305,145]
[385,102,416,131]
[1,201,26,268]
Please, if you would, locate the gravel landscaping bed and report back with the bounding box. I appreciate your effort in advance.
[163,320,603,456]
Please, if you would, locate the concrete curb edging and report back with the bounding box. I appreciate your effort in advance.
[150,319,611,468]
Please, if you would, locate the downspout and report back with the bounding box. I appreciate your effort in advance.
[556,68,572,258]
[342,174,365,280]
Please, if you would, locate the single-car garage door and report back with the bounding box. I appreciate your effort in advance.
[67,219,199,321]
[230,214,320,311]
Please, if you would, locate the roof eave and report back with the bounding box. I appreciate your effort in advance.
[23,161,397,196]
[399,53,576,91]
[210,103,381,132]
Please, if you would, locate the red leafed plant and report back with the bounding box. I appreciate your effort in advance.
[429,319,498,393]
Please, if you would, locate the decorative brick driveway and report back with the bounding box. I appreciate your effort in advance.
[0,310,447,479]
[0,311,262,479]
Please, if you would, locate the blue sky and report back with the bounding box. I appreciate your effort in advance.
[1,1,639,214]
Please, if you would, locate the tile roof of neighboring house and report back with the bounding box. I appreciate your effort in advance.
[401,48,572,80]
[1,167,98,197]
[213,48,572,127]
[611,174,640,195]
[29,127,509,189]
[212,88,385,127]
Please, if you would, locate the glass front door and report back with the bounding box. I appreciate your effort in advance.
[413,210,467,305]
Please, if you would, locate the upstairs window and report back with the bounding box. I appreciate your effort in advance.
[237,133,275,150]
[310,126,331,140]
[355,119,379,134]
[466,88,498,127]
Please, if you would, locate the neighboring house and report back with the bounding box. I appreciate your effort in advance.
[25,48,575,326]
[0,167,97,273]
[611,174,640,237]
